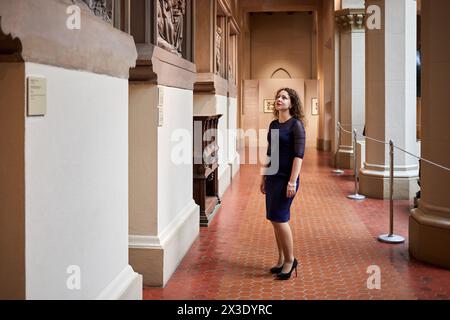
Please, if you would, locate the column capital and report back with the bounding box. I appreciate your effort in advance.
[335,8,365,32]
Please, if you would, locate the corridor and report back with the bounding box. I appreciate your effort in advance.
[144,148,450,300]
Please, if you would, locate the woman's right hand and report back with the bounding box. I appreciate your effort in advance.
[260,178,266,194]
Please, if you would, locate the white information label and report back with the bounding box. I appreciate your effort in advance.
[27,77,47,116]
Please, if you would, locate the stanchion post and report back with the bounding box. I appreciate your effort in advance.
[389,140,394,236]
[333,122,344,175]
[378,140,405,244]
[347,129,365,200]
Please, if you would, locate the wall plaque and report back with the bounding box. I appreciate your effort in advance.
[27,77,47,116]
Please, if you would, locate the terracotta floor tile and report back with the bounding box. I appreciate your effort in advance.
[143,148,450,300]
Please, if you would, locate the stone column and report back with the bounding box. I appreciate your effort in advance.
[359,0,419,199]
[410,0,450,269]
[335,8,366,169]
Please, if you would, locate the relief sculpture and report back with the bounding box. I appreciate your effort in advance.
[172,0,186,54]
[215,27,222,74]
[80,0,113,24]
[157,0,186,57]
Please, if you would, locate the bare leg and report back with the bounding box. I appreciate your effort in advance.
[271,223,284,267]
[272,222,295,273]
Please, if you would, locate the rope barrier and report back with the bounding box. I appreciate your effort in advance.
[393,145,450,173]
[336,122,450,173]
[357,133,390,145]
[338,122,388,145]
[335,121,450,245]
[337,122,353,135]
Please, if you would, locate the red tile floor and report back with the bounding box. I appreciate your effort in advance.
[143,148,450,300]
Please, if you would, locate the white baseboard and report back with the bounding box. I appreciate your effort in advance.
[128,200,199,287]
[96,265,143,300]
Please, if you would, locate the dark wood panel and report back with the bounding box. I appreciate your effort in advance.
[193,114,223,226]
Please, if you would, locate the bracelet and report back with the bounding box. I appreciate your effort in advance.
[287,181,296,188]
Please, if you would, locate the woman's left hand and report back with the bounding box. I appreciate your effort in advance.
[286,183,296,198]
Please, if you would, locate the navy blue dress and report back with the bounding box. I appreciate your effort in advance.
[265,117,305,223]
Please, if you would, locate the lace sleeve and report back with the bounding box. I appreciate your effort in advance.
[267,122,272,156]
[293,120,305,159]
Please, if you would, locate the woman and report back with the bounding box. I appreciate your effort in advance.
[260,88,305,280]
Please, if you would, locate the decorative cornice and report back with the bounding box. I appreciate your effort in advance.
[218,0,240,35]
[335,8,365,32]
[0,0,137,79]
[194,72,228,97]
[130,44,197,90]
[217,0,232,17]
[229,15,241,35]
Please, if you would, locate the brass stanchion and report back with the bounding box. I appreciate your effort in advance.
[347,129,365,200]
[378,140,405,244]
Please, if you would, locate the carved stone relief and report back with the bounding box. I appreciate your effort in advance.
[215,27,222,74]
[157,0,186,57]
[76,0,113,24]
[172,0,186,54]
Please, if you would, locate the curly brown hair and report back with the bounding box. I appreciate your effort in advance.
[273,88,305,125]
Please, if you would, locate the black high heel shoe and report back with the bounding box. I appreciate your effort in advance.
[269,264,284,274]
[276,258,298,280]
